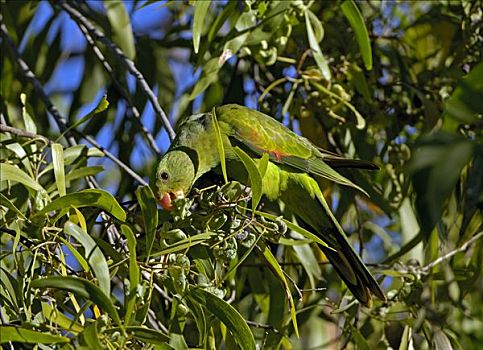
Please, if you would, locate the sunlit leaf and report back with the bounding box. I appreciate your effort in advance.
[1,163,44,192]
[305,10,331,81]
[212,107,228,183]
[0,326,70,344]
[341,0,372,70]
[233,146,263,211]
[136,185,158,259]
[32,189,126,222]
[121,224,140,326]
[104,1,135,59]
[41,302,84,334]
[31,276,122,327]
[259,241,299,337]
[443,62,483,130]
[193,0,211,54]
[189,288,256,350]
[64,221,111,296]
[52,143,66,197]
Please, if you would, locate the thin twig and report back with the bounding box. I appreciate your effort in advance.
[81,133,148,185]
[245,320,281,334]
[0,124,51,144]
[422,230,483,273]
[76,20,161,156]
[59,0,176,141]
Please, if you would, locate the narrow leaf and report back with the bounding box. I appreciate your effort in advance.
[233,147,263,211]
[341,0,373,70]
[305,10,331,81]
[0,193,28,220]
[135,186,158,260]
[64,221,111,296]
[104,1,136,59]
[193,0,211,54]
[259,241,299,337]
[31,276,122,327]
[1,163,44,192]
[121,225,140,325]
[0,326,70,344]
[107,326,170,346]
[189,288,256,350]
[41,302,84,334]
[52,143,66,197]
[57,96,109,142]
[33,189,126,222]
[212,107,228,183]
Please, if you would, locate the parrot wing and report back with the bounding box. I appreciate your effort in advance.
[216,105,369,193]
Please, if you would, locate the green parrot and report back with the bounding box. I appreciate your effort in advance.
[154,104,386,306]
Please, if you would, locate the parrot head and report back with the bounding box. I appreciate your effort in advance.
[154,150,195,210]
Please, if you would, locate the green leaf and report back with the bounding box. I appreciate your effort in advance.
[341,0,373,70]
[58,236,90,272]
[104,1,135,60]
[443,62,483,130]
[121,224,140,325]
[81,321,103,350]
[259,241,299,338]
[150,232,216,257]
[433,328,453,350]
[42,302,84,334]
[306,9,324,43]
[409,133,474,236]
[1,163,44,192]
[136,186,158,260]
[64,221,111,296]
[20,93,37,133]
[193,0,211,54]
[5,142,34,177]
[65,166,104,183]
[233,147,263,211]
[0,193,28,221]
[57,96,109,142]
[0,326,70,344]
[305,10,331,81]
[30,276,122,327]
[106,326,170,347]
[351,326,371,350]
[32,189,126,222]
[189,58,220,100]
[52,143,66,197]
[189,288,256,350]
[212,107,228,183]
[399,325,413,350]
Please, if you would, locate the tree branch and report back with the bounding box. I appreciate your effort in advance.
[76,19,161,156]
[59,0,176,141]
[0,124,51,144]
[422,230,483,273]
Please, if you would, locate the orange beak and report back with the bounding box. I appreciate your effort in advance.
[159,193,174,210]
[157,191,184,211]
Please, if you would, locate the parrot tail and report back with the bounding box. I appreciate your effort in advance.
[320,230,386,307]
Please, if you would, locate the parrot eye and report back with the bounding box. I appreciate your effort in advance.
[160,172,169,180]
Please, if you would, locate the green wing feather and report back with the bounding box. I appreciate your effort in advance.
[216,104,370,193]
